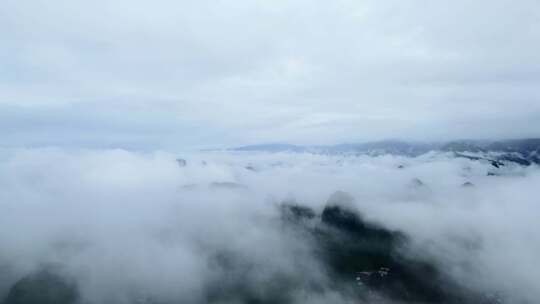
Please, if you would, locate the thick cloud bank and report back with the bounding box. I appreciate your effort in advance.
[2,0,540,147]
[0,148,538,303]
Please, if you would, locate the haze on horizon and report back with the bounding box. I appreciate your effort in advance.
[2,0,540,150]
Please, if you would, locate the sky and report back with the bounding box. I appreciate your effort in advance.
[2,0,540,150]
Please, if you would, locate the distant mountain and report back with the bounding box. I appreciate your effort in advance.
[233,140,436,156]
[232,143,307,153]
[321,140,438,157]
[231,138,540,166]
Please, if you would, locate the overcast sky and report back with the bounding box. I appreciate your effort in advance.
[1,0,540,150]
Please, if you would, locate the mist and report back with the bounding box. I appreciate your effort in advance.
[0,148,538,303]
[2,0,539,302]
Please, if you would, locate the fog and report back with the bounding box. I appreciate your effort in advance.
[2,1,539,302]
[0,148,538,303]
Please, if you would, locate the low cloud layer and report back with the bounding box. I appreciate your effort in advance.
[0,148,538,303]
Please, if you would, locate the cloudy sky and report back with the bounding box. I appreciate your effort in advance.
[1,0,540,150]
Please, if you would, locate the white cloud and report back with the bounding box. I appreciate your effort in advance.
[1,0,540,147]
[0,148,539,302]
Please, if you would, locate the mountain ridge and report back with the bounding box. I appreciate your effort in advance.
[231,138,540,166]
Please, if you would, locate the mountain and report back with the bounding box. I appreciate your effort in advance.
[231,138,540,166]
[321,140,438,156]
[233,140,436,156]
[233,143,307,153]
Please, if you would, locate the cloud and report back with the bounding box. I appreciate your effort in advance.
[1,0,540,147]
[0,148,538,302]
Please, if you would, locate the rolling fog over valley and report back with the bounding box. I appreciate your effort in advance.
[2,0,540,303]
[0,147,539,303]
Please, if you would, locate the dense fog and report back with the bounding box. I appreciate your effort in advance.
[0,148,538,303]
